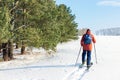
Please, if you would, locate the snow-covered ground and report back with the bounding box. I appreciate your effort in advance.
[0,36,120,80]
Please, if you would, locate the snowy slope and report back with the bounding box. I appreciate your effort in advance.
[0,36,120,80]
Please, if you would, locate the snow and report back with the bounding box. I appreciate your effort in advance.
[0,36,120,80]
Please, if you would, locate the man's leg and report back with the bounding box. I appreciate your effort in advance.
[87,50,91,68]
[82,50,86,65]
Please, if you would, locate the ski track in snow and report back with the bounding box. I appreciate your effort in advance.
[63,67,90,80]
[63,63,95,80]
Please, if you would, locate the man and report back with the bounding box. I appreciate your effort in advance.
[80,29,96,69]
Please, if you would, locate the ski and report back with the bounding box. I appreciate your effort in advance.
[78,64,84,68]
[86,62,93,71]
[78,62,93,70]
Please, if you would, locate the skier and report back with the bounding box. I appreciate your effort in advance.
[80,29,96,69]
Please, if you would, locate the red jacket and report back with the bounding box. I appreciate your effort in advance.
[81,30,96,51]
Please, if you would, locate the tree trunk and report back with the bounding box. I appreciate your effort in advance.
[16,42,19,49]
[2,43,9,61]
[8,39,14,60]
[0,44,2,53]
[21,41,26,55]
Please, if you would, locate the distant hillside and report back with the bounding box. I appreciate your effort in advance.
[96,27,120,36]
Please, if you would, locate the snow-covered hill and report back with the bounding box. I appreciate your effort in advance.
[96,27,120,35]
[0,36,120,80]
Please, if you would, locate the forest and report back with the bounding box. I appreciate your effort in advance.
[0,0,78,61]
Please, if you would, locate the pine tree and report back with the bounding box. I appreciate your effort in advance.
[0,0,78,56]
[56,4,78,42]
[0,0,13,61]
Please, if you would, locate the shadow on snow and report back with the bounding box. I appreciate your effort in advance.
[0,63,81,71]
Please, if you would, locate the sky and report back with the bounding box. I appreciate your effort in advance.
[55,0,120,32]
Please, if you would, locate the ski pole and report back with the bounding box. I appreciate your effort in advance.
[94,44,98,64]
[75,46,82,66]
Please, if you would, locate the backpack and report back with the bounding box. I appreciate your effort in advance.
[84,34,92,44]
